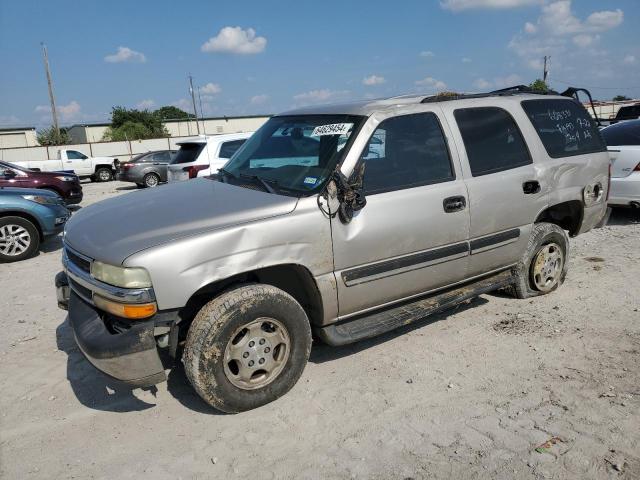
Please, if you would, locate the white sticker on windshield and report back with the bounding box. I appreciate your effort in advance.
[311,123,353,137]
[303,176,317,185]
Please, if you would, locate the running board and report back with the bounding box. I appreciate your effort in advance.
[316,270,514,346]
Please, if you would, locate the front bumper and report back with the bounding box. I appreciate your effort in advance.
[56,270,166,387]
[64,187,83,205]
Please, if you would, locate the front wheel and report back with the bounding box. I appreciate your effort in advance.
[183,284,312,413]
[510,222,569,299]
[0,216,40,263]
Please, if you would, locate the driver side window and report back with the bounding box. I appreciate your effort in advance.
[360,113,455,195]
[66,150,88,160]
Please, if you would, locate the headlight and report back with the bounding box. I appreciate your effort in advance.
[91,261,152,288]
[21,194,59,205]
[55,176,76,182]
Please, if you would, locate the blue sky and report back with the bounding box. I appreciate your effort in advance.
[0,0,638,129]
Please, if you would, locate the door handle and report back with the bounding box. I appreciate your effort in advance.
[522,180,541,195]
[443,196,466,213]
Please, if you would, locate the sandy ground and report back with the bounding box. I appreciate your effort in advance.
[1,180,639,479]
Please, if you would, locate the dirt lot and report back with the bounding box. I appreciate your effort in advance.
[1,180,639,479]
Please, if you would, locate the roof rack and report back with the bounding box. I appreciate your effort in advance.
[420,84,559,103]
[560,87,603,126]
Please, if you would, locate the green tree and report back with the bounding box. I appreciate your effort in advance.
[529,79,549,93]
[612,95,631,102]
[155,105,194,120]
[102,106,168,141]
[37,126,72,146]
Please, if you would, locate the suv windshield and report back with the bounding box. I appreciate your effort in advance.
[221,115,365,195]
[173,143,206,164]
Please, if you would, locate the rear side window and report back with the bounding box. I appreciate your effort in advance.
[454,107,531,176]
[172,143,205,164]
[219,139,247,159]
[521,99,606,158]
[360,112,454,195]
[602,121,640,146]
[152,151,171,162]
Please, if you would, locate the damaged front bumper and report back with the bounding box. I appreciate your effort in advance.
[55,270,167,387]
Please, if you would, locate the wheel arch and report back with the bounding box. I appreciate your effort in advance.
[535,200,584,237]
[180,263,325,328]
[0,211,44,241]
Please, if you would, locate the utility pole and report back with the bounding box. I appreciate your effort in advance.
[197,86,207,135]
[41,42,59,136]
[188,74,200,135]
[543,55,550,83]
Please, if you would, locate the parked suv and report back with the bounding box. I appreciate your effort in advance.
[167,132,252,182]
[1,187,70,262]
[116,150,177,188]
[56,88,609,412]
[0,161,83,204]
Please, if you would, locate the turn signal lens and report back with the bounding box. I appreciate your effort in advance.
[94,295,157,320]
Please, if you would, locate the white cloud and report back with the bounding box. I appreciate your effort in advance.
[35,101,82,122]
[362,74,385,86]
[415,77,447,90]
[572,34,598,48]
[623,55,636,65]
[473,78,492,90]
[250,94,269,105]
[441,0,540,12]
[509,0,624,71]
[104,46,146,63]
[136,99,155,110]
[462,57,472,63]
[171,99,194,113]
[419,50,435,58]
[493,74,522,87]
[200,83,222,95]
[201,26,267,55]
[292,89,350,106]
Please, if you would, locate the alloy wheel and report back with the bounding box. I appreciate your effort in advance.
[531,242,564,292]
[0,224,31,256]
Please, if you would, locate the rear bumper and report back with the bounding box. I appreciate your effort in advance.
[609,173,640,206]
[55,271,166,387]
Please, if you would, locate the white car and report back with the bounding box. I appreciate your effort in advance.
[167,132,253,182]
[602,119,640,208]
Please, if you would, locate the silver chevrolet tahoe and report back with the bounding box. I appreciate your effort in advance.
[56,87,609,412]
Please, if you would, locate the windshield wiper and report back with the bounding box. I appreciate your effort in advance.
[239,173,277,194]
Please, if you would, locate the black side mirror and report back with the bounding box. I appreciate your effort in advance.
[3,169,17,179]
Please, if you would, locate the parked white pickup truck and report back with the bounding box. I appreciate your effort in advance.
[13,149,118,182]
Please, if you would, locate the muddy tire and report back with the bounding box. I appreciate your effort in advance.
[509,222,569,299]
[0,216,40,263]
[183,284,312,413]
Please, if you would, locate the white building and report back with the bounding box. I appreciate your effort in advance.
[0,127,38,148]
[68,115,270,144]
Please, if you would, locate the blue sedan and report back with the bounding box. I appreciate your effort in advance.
[0,187,70,262]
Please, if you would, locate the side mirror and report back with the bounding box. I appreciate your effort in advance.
[328,163,367,224]
[3,169,17,179]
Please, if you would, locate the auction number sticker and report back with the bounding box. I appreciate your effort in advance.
[311,123,353,136]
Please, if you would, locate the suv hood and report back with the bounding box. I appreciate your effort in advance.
[64,179,298,265]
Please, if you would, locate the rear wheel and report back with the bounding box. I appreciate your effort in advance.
[510,222,569,299]
[0,216,40,263]
[95,167,113,182]
[143,173,160,188]
[183,284,312,413]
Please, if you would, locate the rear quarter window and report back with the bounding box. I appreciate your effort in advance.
[521,99,606,158]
